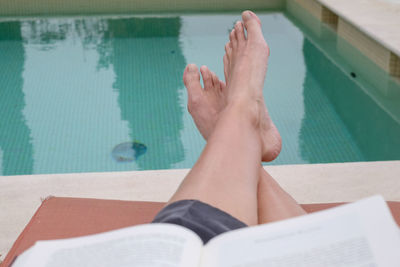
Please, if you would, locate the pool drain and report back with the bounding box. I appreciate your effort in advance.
[112,141,147,162]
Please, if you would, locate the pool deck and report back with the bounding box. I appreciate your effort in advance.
[1,161,400,260]
[1,0,400,262]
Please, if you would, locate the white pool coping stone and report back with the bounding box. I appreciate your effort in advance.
[317,0,400,58]
[1,160,400,261]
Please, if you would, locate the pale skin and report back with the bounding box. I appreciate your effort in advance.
[168,11,305,226]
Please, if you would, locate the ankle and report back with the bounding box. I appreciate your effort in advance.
[224,96,263,129]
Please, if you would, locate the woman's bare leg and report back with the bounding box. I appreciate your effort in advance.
[180,11,305,225]
[168,11,274,226]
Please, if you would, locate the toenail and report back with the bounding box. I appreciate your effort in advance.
[188,64,197,72]
[242,11,252,20]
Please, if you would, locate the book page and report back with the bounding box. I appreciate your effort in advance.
[13,223,203,267]
[202,196,400,267]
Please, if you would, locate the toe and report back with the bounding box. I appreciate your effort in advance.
[211,71,220,90]
[225,42,232,58]
[229,29,237,48]
[242,10,263,41]
[223,54,229,82]
[200,65,213,90]
[183,64,202,96]
[234,21,245,43]
[220,80,226,91]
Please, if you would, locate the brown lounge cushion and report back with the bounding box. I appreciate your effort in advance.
[3,197,400,267]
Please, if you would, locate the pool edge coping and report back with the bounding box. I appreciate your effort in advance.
[317,0,400,58]
[287,0,400,79]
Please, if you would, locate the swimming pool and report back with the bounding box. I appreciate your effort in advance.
[0,12,399,175]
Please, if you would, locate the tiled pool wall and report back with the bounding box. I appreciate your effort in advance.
[286,0,400,160]
[287,0,400,85]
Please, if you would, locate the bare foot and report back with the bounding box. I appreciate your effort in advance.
[183,11,282,162]
[183,64,226,140]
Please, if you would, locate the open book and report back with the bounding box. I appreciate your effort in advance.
[12,195,400,267]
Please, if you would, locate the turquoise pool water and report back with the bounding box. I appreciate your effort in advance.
[0,12,399,175]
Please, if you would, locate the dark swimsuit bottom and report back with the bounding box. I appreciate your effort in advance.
[152,199,247,244]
